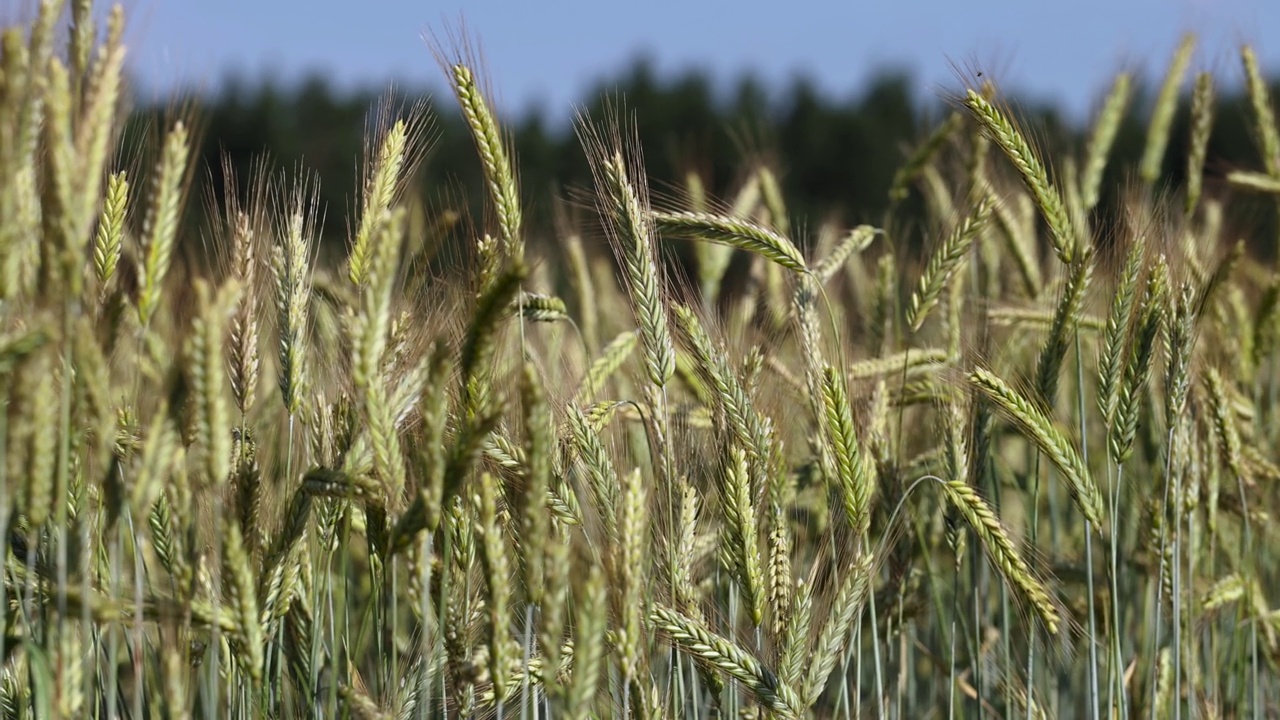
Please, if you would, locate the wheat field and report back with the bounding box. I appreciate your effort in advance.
[2,2,1279,718]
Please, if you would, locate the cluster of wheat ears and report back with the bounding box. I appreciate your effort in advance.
[2,2,1280,718]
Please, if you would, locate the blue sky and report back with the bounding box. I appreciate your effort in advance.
[121,0,1280,124]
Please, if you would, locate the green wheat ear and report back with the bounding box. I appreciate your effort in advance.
[971,366,1105,528]
[939,478,1060,634]
[455,63,523,263]
[907,194,992,331]
[136,121,192,329]
[965,88,1077,264]
[1141,34,1195,184]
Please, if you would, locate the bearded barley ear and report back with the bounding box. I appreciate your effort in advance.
[965,89,1077,264]
[1204,367,1243,482]
[389,400,504,557]
[988,308,1104,333]
[231,428,262,552]
[460,262,524,414]
[813,225,878,283]
[1109,257,1167,465]
[889,112,963,203]
[614,467,647,691]
[971,367,1104,528]
[578,122,675,389]
[454,63,523,262]
[1081,72,1132,211]
[565,564,607,719]
[1226,171,1280,195]
[804,551,875,707]
[51,624,85,718]
[665,479,701,615]
[1186,72,1216,214]
[258,486,313,626]
[515,291,568,323]
[794,273,832,445]
[126,409,177,528]
[778,577,813,689]
[1098,232,1147,425]
[41,59,77,293]
[73,9,125,228]
[991,189,1043,297]
[227,211,260,415]
[352,208,408,504]
[485,429,523,470]
[1253,278,1280,372]
[69,0,93,80]
[187,279,243,488]
[475,470,513,702]
[650,604,802,718]
[274,175,318,417]
[694,172,757,304]
[820,366,874,540]
[942,403,970,564]
[353,206,404,387]
[538,528,570,692]
[870,252,897,353]
[222,518,265,684]
[1152,646,1174,718]
[15,1,58,168]
[1242,45,1280,177]
[563,232,599,350]
[69,316,114,488]
[908,195,992,331]
[149,492,188,591]
[136,121,192,328]
[765,467,795,637]
[519,363,552,604]
[652,209,807,274]
[574,330,636,403]
[1201,573,1247,613]
[938,479,1060,634]
[439,398,507,518]
[566,403,618,539]
[721,444,766,626]
[1036,250,1093,407]
[1140,34,1195,184]
[18,351,56,529]
[673,303,772,491]
[758,165,790,235]
[415,341,451,532]
[349,119,412,286]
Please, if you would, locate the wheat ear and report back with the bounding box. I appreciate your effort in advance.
[1140,34,1195,184]
[965,89,1077,264]
[938,479,1060,634]
[650,604,802,718]
[970,366,1104,528]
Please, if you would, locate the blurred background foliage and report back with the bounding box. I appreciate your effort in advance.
[126,61,1280,268]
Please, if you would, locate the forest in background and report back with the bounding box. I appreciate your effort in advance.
[126,60,1280,268]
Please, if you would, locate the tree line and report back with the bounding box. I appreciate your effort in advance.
[125,60,1280,263]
